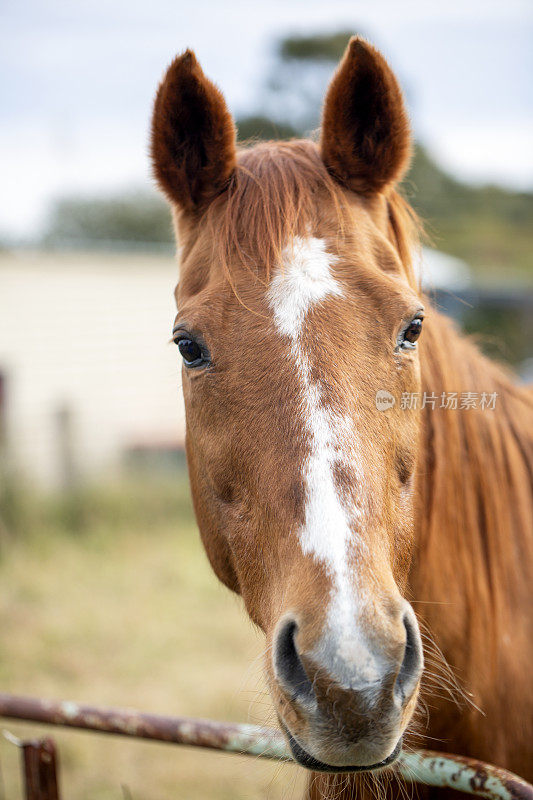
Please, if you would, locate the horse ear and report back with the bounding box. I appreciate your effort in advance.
[320,38,411,195]
[150,50,237,211]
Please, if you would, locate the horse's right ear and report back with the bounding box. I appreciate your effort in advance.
[150,51,237,212]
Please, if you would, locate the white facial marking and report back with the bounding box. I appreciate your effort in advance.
[268,237,343,338]
[268,237,380,688]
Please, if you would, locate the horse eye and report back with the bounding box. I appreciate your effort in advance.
[400,316,423,350]
[175,337,206,367]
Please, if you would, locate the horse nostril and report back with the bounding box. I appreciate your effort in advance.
[395,608,423,705]
[274,618,315,705]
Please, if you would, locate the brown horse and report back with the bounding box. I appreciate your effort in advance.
[150,39,533,798]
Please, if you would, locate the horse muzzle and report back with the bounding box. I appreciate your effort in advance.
[269,602,423,771]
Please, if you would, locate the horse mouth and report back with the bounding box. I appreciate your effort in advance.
[280,722,402,773]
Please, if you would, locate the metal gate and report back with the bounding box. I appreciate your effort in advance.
[1,693,531,800]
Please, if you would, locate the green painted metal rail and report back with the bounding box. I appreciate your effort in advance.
[0,693,531,800]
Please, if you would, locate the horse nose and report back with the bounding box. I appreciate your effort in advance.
[394,605,424,705]
[274,618,316,707]
[273,604,423,715]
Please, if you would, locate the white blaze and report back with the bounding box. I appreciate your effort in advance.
[268,237,378,686]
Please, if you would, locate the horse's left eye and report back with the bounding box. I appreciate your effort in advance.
[399,316,423,350]
[174,336,207,368]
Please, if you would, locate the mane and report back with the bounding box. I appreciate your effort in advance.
[415,313,533,684]
[203,139,420,288]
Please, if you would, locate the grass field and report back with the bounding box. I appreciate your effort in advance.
[0,478,306,799]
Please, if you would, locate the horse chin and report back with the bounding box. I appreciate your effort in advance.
[280,721,403,774]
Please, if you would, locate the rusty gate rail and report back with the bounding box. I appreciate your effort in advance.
[0,693,531,800]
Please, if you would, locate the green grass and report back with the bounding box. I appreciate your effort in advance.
[0,478,305,799]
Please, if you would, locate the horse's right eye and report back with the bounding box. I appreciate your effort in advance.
[174,336,207,368]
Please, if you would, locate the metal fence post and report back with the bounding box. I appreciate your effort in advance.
[4,732,61,800]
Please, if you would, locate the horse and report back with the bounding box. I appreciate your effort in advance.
[150,38,533,798]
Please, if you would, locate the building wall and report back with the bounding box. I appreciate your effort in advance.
[0,249,185,486]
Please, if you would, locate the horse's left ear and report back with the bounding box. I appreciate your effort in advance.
[320,38,411,196]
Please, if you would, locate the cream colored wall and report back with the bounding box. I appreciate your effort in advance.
[0,249,185,485]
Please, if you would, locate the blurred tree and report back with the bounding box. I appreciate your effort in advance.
[236,116,298,142]
[405,145,533,278]
[278,30,356,61]
[45,191,172,246]
[259,31,360,133]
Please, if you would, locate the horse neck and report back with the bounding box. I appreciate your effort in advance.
[411,307,533,655]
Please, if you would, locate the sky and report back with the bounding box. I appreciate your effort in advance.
[1,0,532,238]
